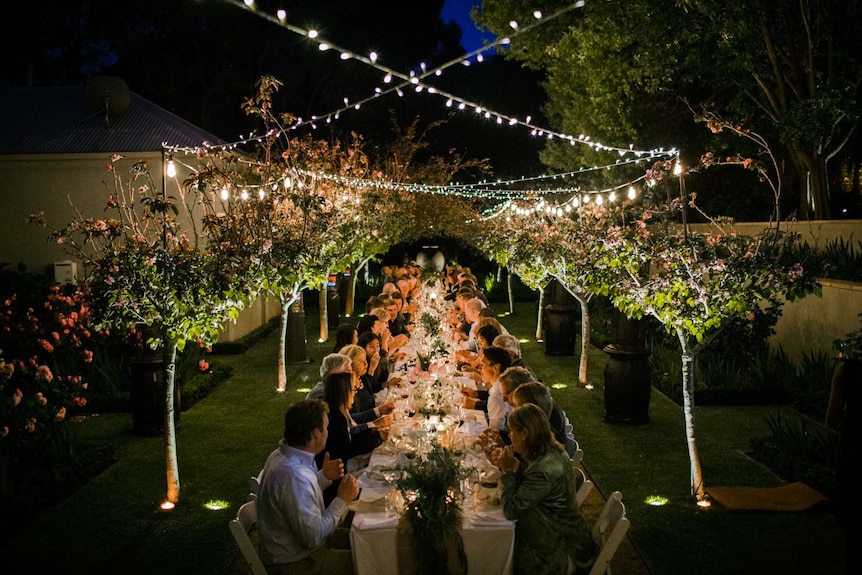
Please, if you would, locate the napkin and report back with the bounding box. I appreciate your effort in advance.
[352,513,399,530]
[358,487,390,503]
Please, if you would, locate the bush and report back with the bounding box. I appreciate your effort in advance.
[749,411,837,498]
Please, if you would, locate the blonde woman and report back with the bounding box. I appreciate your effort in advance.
[489,404,595,574]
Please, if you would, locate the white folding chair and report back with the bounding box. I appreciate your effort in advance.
[574,466,594,508]
[248,470,262,501]
[229,499,268,575]
[588,491,631,575]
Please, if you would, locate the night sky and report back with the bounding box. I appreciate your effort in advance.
[441,0,495,52]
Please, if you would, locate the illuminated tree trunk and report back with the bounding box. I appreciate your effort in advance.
[277,291,300,392]
[507,268,515,315]
[677,331,705,501]
[163,339,180,504]
[319,288,328,343]
[535,288,545,341]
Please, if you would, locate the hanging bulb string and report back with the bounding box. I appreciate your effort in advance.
[219,1,674,159]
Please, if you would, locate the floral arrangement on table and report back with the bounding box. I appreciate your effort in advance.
[419,312,441,338]
[397,441,467,575]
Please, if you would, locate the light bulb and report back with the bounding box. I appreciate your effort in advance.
[674,163,683,175]
[384,73,392,83]
[628,186,636,200]
[276,10,287,23]
[509,20,519,30]
[241,189,249,201]
[533,11,543,19]
[318,43,330,51]
[307,29,318,38]
[166,158,176,178]
[258,189,265,200]
[369,51,378,62]
[220,188,229,201]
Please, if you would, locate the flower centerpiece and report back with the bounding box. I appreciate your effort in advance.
[397,441,467,575]
[419,311,441,338]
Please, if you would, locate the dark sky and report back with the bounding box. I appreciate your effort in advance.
[441,0,495,52]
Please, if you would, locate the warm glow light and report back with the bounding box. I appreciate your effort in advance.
[318,43,330,51]
[276,9,287,23]
[204,499,230,510]
[220,188,229,201]
[674,162,683,175]
[160,501,175,511]
[584,383,594,391]
[628,186,637,200]
[383,73,392,83]
[307,29,318,38]
[645,495,668,506]
[697,498,712,508]
[550,383,568,389]
[518,338,529,343]
[258,189,265,200]
[318,338,325,343]
[240,189,249,201]
[533,10,543,18]
[340,52,351,60]
[166,158,176,178]
[369,51,378,62]
[509,20,519,30]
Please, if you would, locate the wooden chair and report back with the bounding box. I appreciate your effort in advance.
[588,490,630,575]
[229,499,268,575]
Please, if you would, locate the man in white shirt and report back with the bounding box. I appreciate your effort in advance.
[257,399,360,575]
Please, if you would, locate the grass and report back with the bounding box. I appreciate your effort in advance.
[0,301,848,574]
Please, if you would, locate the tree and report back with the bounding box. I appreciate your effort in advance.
[602,199,820,501]
[478,0,862,219]
[45,156,249,505]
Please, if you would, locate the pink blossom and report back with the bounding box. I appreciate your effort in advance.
[52,331,61,341]
[13,388,23,406]
[73,397,87,407]
[55,407,66,422]
[25,418,36,432]
[261,239,273,254]
[36,365,54,383]
[39,339,54,353]
[83,350,93,363]
[0,426,8,438]
[199,359,210,373]
[36,392,47,405]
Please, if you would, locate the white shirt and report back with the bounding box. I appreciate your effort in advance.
[487,379,510,431]
[257,441,347,565]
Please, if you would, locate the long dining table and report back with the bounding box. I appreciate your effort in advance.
[348,283,516,575]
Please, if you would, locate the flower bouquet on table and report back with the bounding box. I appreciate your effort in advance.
[419,312,441,339]
[397,441,468,575]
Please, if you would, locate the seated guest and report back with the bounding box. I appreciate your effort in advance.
[307,354,353,400]
[364,296,385,315]
[332,324,358,353]
[456,323,501,376]
[338,344,394,424]
[479,366,536,448]
[488,404,596,575]
[494,334,539,381]
[357,332,401,393]
[257,399,360,575]
[462,346,512,430]
[358,309,408,362]
[511,382,578,458]
[318,372,385,503]
[385,297,410,338]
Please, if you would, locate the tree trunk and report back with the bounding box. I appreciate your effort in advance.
[535,288,545,341]
[575,294,591,385]
[319,288,328,343]
[163,339,180,504]
[507,269,515,315]
[345,263,358,318]
[677,332,705,501]
[278,300,289,392]
[792,149,831,219]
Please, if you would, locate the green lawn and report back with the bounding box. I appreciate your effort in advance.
[0,301,847,574]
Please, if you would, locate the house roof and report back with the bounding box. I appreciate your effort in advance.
[0,85,224,155]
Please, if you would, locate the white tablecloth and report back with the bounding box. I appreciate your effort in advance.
[351,507,514,575]
[350,442,514,575]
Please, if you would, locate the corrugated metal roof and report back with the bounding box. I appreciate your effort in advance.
[0,85,224,155]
